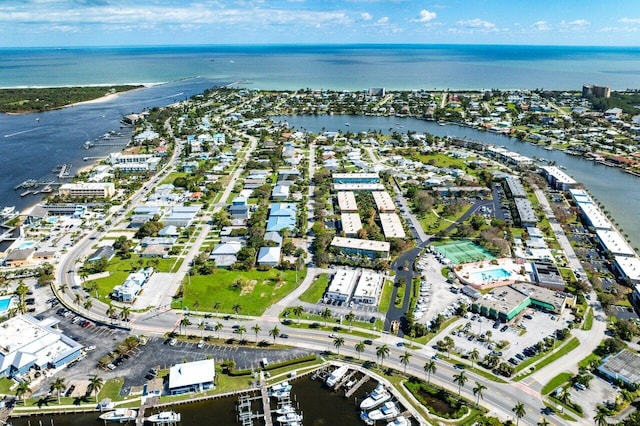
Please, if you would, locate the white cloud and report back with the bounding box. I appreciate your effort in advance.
[411,9,436,23]
[360,12,372,21]
[531,21,551,31]
[456,18,496,30]
[376,16,388,24]
[558,19,590,31]
[619,18,640,24]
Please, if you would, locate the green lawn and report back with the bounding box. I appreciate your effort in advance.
[514,337,580,381]
[86,255,182,299]
[173,269,305,316]
[378,280,394,314]
[98,378,124,400]
[299,273,328,303]
[161,171,188,185]
[541,372,572,395]
[583,308,594,331]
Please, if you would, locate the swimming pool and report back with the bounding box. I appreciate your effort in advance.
[470,268,512,283]
[0,296,13,315]
[47,216,59,223]
[15,240,36,250]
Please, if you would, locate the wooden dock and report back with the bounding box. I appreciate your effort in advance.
[345,374,370,398]
[334,369,357,392]
[260,384,273,426]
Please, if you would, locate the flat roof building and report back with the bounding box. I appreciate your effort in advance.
[598,350,640,387]
[372,191,396,213]
[332,173,380,184]
[112,267,153,303]
[169,359,215,395]
[341,213,363,237]
[540,166,580,190]
[505,177,527,198]
[331,237,390,259]
[326,269,358,302]
[337,191,358,212]
[379,213,406,239]
[596,230,635,257]
[514,198,538,226]
[333,183,386,192]
[615,256,640,285]
[352,269,384,305]
[59,182,115,199]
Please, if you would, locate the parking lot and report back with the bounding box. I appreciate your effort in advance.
[36,306,314,398]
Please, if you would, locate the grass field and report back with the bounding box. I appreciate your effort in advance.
[542,372,572,395]
[87,255,182,299]
[173,269,305,316]
[299,274,328,303]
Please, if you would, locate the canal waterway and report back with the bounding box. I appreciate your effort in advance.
[0,77,224,211]
[275,115,640,249]
[9,374,379,426]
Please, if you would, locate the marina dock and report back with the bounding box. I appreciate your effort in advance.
[345,374,370,398]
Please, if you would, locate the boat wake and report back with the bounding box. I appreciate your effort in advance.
[4,128,38,138]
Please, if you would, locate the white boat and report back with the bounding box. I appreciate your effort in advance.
[325,365,349,388]
[361,401,400,424]
[360,383,392,410]
[146,411,181,424]
[269,381,293,399]
[387,417,410,426]
[276,411,303,424]
[275,405,297,415]
[98,408,138,422]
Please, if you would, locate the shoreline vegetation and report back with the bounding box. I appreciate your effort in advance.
[0,85,146,114]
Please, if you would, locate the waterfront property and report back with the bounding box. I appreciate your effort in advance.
[0,315,83,378]
[169,359,215,395]
[58,182,116,199]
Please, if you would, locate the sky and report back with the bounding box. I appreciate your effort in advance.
[1,0,639,47]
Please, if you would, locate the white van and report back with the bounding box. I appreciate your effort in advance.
[261,358,269,368]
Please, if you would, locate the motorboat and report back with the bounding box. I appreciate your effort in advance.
[325,365,349,388]
[98,408,138,422]
[275,405,297,415]
[146,411,181,423]
[387,417,410,426]
[360,383,392,410]
[361,401,400,424]
[276,411,303,424]
[269,381,292,399]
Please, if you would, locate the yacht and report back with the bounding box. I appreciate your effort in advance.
[98,408,137,422]
[274,405,297,415]
[146,411,181,424]
[361,401,400,425]
[325,365,349,388]
[276,411,303,424]
[360,383,392,410]
[269,381,292,399]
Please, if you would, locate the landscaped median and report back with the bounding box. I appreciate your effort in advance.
[513,337,580,381]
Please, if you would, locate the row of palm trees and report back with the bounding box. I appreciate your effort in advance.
[329,338,536,425]
[15,375,104,405]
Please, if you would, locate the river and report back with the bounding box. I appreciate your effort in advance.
[275,115,640,250]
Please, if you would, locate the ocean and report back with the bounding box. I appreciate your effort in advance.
[1,44,640,90]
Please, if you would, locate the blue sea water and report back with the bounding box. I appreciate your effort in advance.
[1,44,640,90]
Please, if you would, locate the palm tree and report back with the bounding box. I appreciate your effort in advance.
[74,293,82,306]
[593,405,610,426]
[120,306,131,322]
[292,305,304,324]
[50,377,66,404]
[15,280,29,312]
[399,351,412,373]
[423,360,436,383]
[443,336,454,358]
[469,348,479,369]
[213,302,221,315]
[376,344,390,368]
[87,375,104,402]
[333,336,345,354]
[512,401,526,426]
[106,303,116,319]
[537,417,551,426]
[214,322,223,339]
[236,325,246,339]
[83,298,93,310]
[472,381,486,408]
[321,307,332,327]
[232,304,242,316]
[557,388,571,406]
[15,380,31,402]
[345,311,356,331]
[355,341,365,360]
[179,316,191,335]
[269,325,280,342]
[252,324,262,343]
[453,371,468,395]
[198,320,205,338]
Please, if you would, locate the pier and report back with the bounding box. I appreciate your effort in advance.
[345,374,370,398]
[236,393,264,426]
[334,369,357,392]
[260,384,273,426]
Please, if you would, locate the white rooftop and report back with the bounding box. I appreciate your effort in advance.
[169,359,215,390]
[341,213,363,235]
[372,191,396,212]
[337,191,358,212]
[596,230,635,256]
[379,213,406,239]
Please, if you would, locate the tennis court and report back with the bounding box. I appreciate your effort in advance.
[433,240,495,264]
